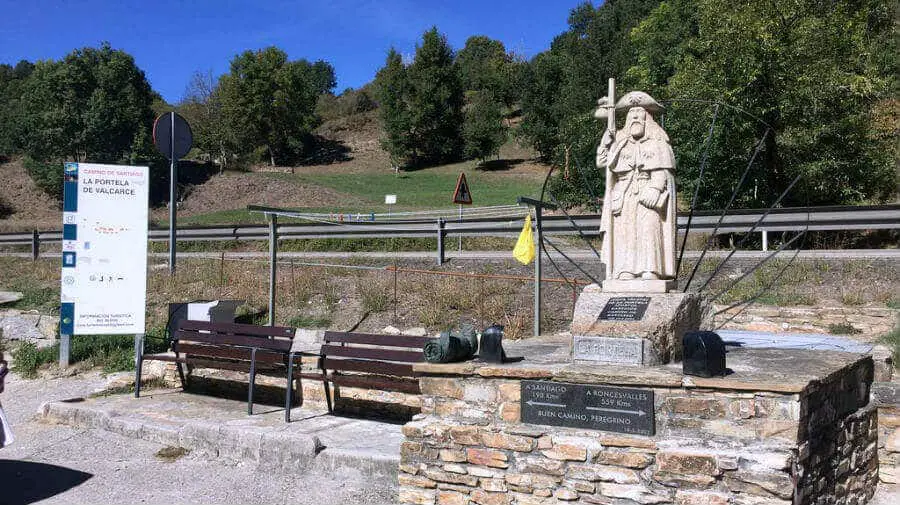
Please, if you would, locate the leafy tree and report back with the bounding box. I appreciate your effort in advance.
[316,86,376,122]
[374,48,413,168]
[375,28,465,168]
[463,90,506,163]
[405,27,465,166]
[518,52,565,161]
[629,0,898,208]
[17,44,160,199]
[518,0,662,166]
[217,47,335,166]
[455,36,519,107]
[0,60,34,157]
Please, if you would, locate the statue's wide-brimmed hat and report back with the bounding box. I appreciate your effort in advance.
[594,91,664,119]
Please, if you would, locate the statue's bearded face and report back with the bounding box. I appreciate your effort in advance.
[626,108,646,139]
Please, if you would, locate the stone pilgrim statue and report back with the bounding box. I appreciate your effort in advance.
[594,84,677,292]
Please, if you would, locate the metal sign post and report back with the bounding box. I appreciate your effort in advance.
[169,113,177,275]
[385,194,397,219]
[452,173,473,255]
[152,112,193,276]
[517,197,557,337]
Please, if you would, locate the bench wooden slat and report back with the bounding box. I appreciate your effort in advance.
[180,320,295,338]
[176,329,293,351]
[180,357,282,373]
[176,343,288,365]
[330,373,421,394]
[320,344,423,363]
[323,358,416,377]
[324,331,431,348]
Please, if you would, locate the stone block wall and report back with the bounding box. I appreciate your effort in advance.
[872,382,900,485]
[399,362,877,504]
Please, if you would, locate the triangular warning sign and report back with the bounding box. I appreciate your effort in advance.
[452,172,473,205]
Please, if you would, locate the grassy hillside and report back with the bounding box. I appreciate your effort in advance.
[1,112,550,230]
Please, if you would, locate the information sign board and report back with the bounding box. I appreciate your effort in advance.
[521,380,655,435]
[59,162,149,335]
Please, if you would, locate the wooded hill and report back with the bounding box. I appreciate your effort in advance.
[0,0,896,215]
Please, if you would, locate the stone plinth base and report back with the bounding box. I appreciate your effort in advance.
[571,284,703,364]
[602,279,675,293]
[400,341,878,505]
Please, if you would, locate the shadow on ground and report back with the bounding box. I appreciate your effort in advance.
[0,460,92,505]
[476,158,528,171]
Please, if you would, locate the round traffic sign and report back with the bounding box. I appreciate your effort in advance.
[152,112,193,160]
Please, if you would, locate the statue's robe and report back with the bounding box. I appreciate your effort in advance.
[599,128,677,280]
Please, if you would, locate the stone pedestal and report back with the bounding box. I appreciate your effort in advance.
[570,284,703,365]
[400,341,879,505]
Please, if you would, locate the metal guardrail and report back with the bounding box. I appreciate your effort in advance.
[1,205,898,259]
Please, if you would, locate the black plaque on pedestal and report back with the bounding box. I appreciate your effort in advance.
[599,296,651,321]
[520,380,655,436]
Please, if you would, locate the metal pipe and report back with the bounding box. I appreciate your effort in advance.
[437,218,445,265]
[59,333,70,368]
[169,112,177,275]
[534,208,542,337]
[268,214,277,326]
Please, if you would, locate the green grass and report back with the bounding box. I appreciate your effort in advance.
[161,207,356,227]
[11,328,170,378]
[286,315,331,328]
[6,285,57,313]
[879,317,900,369]
[290,167,540,209]
[827,323,862,335]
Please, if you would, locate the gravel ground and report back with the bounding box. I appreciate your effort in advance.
[0,371,398,505]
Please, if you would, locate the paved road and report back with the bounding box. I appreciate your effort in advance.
[0,371,397,505]
[6,248,900,261]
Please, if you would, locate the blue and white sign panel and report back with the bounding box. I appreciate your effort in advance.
[60,163,149,335]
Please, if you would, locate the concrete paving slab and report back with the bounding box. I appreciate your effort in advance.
[40,387,404,479]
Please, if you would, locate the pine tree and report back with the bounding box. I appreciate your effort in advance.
[406,27,465,166]
[463,90,506,164]
[374,48,412,168]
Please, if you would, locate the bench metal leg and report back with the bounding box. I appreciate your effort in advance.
[285,352,295,423]
[248,348,258,416]
[323,378,333,413]
[176,361,188,389]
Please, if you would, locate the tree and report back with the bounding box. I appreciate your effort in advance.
[518,52,565,161]
[463,90,506,163]
[180,70,233,171]
[375,28,466,168]
[629,0,898,208]
[374,48,413,168]
[455,36,517,107]
[17,44,160,199]
[217,47,335,166]
[518,0,663,166]
[0,60,34,157]
[405,27,465,166]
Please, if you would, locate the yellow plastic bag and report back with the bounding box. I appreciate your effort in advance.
[513,214,535,265]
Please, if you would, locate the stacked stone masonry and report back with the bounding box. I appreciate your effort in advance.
[399,357,877,505]
[872,382,900,486]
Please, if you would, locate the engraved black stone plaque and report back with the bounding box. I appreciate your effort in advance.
[599,296,651,321]
[520,380,655,436]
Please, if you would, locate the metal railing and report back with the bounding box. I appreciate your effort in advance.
[1,204,898,261]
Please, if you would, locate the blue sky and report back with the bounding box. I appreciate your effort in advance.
[0,0,587,103]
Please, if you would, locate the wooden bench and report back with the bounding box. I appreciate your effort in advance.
[308,331,430,412]
[136,320,306,422]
